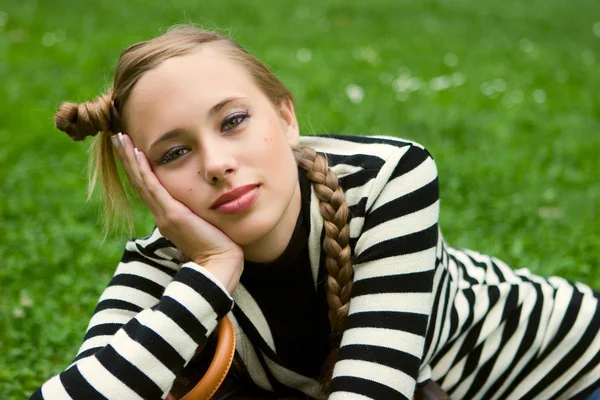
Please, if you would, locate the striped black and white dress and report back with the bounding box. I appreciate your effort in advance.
[32,135,600,400]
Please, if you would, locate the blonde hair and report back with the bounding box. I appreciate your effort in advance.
[54,26,352,392]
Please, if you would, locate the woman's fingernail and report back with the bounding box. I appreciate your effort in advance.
[118,132,124,148]
[111,135,119,149]
[134,148,140,162]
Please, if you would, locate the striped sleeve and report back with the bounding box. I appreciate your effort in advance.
[329,145,440,400]
[30,229,234,400]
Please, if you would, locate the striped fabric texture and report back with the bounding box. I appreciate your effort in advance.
[31,135,600,400]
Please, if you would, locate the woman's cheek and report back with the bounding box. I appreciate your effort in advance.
[156,172,189,205]
[155,171,177,197]
[155,170,214,222]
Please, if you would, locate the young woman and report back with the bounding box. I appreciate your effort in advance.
[31,27,599,400]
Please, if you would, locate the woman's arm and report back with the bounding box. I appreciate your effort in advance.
[31,134,244,400]
[329,144,440,400]
[30,229,234,400]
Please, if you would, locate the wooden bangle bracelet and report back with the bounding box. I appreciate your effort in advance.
[178,316,236,400]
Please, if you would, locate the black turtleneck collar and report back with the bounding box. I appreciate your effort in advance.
[237,168,331,379]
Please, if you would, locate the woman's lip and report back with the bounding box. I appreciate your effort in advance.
[210,184,259,208]
[212,185,260,214]
[211,184,259,209]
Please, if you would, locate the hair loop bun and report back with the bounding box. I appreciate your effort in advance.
[54,91,114,141]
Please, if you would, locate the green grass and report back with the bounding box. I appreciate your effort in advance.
[1,0,599,397]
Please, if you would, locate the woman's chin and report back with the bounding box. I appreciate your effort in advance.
[224,223,271,247]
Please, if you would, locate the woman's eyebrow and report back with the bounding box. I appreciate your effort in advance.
[148,96,247,151]
[149,129,182,152]
[209,96,246,116]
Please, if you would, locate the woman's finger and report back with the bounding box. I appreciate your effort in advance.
[114,133,144,189]
[114,133,163,216]
[136,149,182,213]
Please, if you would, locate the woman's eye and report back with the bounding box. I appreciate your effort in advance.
[221,113,249,132]
[158,147,189,165]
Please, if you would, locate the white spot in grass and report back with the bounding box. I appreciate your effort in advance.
[582,49,595,65]
[593,22,600,38]
[20,290,33,308]
[443,53,459,68]
[492,78,506,92]
[481,78,506,97]
[42,32,56,46]
[511,89,525,103]
[397,66,411,79]
[352,46,380,66]
[519,38,535,54]
[450,72,466,87]
[502,90,524,107]
[393,77,422,93]
[296,48,312,63]
[532,89,547,104]
[12,307,24,318]
[408,77,422,91]
[393,78,408,92]
[480,81,495,97]
[0,12,8,28]
[538,207,564,219]
[42,29,67,47]
[346,84,364,104]
[429,76,451,91]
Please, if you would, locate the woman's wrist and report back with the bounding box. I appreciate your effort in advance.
[192,257,244,295]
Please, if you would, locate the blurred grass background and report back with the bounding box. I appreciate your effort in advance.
[1,0,599,397]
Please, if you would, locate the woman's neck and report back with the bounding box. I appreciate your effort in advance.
[242,182,302,263]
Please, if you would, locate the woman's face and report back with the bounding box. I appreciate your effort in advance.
[123,45,301,260]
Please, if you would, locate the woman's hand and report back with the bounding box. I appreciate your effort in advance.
[113,133,244,294]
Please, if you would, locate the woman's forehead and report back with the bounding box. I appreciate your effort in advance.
[130,47,255,106]
[123,47,263,141]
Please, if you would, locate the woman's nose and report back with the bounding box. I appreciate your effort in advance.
[201,144,237,184]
